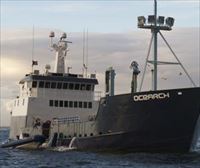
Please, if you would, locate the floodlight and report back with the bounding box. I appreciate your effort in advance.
[138,16,146,26]
[61,32,67,39]
[148,15,155,24]
[165,17,174,27]
[157,16,165,25]
[49,31,55,38]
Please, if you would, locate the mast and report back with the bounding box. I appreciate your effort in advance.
[49,32,72,74]
[138,0,196,91]
[153,0,158,90]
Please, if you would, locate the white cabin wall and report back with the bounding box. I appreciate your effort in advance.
[12,98,29,116]
[26,97,99,127]
[36,88,94,100]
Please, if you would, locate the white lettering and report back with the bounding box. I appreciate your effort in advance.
[133,92,170,102]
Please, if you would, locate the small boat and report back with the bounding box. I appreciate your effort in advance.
[0,135,46,149]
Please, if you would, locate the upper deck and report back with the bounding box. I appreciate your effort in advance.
[20,72,98,85]
[18,71,99,99]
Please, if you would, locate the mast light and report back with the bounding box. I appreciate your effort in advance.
[138,16,146,26]
[165,17,175,27]
[157,16,165,25]
[148,15,155,24]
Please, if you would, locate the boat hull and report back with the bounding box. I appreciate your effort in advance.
[61,87,200,153]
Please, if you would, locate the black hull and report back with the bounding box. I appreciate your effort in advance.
[61,87,200,153]
[72,131,193,153]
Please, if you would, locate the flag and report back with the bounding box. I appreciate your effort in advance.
[32,60,38,66]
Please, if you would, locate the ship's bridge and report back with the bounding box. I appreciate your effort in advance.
[18,72,98,99]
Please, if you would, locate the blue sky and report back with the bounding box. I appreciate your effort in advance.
[1,1,199,32]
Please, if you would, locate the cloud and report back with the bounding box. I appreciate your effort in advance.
[0,27,199,126]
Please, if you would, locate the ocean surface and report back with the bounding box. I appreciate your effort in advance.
[1,128,200,168]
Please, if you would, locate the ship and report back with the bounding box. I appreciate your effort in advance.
[2,0,200,152]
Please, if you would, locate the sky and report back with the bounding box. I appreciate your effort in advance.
[0,0,200,127]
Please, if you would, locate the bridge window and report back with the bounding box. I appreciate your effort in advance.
[45,82,50,88]
[86,84,91,91]
[32,81,37,88]
[51,82,56,89]
[57,83,62,89]
[69,83,74,90]
[75,83,79,90]
[39,81,44,88]
[80,84,85,90]
[63,83,68,89]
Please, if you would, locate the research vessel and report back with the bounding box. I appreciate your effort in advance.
[5,0,200,152]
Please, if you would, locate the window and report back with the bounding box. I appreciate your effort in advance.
[79,102,82,108]
[69,83,74,90]
[91,85,94,91]
[55,100,58,107]
[80,84,85,90]
[74,101,78,108]
[45,82,50,88]
[88,102,92,108]
[32,81,37,88]
[86,84,91,91]
[63,83,68,89]
[39,81,44,88]
[64,101,68,107]
[22,99,25,106]
[75,84,79,90]
[59,100,63,107]
[69,101,73,108]
[84,102,87,108]
[57,83,62,89]
[51,82,56,89]
[49,100,53,106]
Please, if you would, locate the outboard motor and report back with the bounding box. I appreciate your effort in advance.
[130,61,140,93]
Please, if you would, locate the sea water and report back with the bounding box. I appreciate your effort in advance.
[1,128,200,168]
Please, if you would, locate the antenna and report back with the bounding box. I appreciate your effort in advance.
[31,25,35,73]
[49,31,72,74]
[31,25,38,72]
[86,29,89,77]
[82,29,85,76]
[82,29,88,77]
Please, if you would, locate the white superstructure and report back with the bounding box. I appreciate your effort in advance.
[9,32,100,139]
